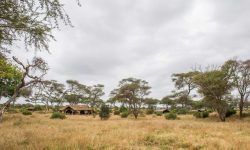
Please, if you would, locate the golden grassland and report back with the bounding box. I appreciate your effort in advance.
[0,113,250,150]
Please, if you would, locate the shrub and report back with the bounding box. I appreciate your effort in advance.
[119,106,128,113]
[193,111,209,118]
[146,109,154,115]
[113,110,120,115]
[226,108,236,117]
[155,111,163,116]
[164,112,177,120]
[22,110,32,115]
[177,108,188,115]
[121,111,129,118]
[50,112,66,119]
[99,105,110,120]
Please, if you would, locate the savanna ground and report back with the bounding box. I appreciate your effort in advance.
[1,113,250,150]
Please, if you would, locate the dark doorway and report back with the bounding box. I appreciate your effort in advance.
[80,110,85,115]
[65,109,73,114]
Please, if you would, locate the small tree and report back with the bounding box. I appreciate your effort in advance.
[99,104,110,120]
[111,78,151,119]
[223,59,250,118]
[194,70,232,121]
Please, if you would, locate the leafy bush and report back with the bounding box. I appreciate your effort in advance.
[226,108,236,117]
[164,112,177,120]
[99,105,110,120]
[193,111,209,118]
[113,110,120,115]
[119,106,128,113]
[155,111,163,116]
[121,111,129,118]
[146,109,154,115]
[22,110,32,115]
[50,112,66,119]
[177,108,188,115]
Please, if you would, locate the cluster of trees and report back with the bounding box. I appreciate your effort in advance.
[105,59,250,122]
[167,59,250,121]
[27,80,105,113]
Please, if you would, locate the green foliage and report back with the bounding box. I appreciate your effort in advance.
[144,98,159,109]
[50,112,66,119]
[113,110,120,115]
[177,108,188,114]
[111,78,151,119]
[99,105,110,120]
[121,111,129,118]
[0,58,22,98]
[119,106,128,112]
[0,0,77,52]
[164,112,177,120]
[155,111,163,116]
[193,111,209,118]
[22,110,32,115]
[146,109,154,115]
[193,70,233,121]
[226,108,236,117]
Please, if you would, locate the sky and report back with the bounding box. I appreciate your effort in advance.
[13,0,250,100]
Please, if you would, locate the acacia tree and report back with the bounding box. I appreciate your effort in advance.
[0,56,48,121]
[111,78,151,119]
[193,70,232,121]
[223,59,250,118]
[144,98,159,109]
[64,80,89,105]
[0,0,79,53]
[171,71,199,108]
[161,96,175,109]
[27,80,65,111]
[85,84,105,116]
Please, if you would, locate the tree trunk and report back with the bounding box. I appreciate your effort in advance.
[239,95,244,119]
[217,108,226,122]
[0,94,18,123]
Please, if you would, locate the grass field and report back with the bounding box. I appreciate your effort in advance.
[0,113,250,150]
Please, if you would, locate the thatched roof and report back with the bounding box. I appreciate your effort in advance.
[60,105,92,111]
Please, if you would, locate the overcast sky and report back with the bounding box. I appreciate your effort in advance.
[14,0,250,100]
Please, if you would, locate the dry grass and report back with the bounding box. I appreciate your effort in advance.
[0,113,250,150]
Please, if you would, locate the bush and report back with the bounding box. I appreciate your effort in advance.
[113,110,120,115]
[99,105,110,120]
[193,111,209,118]
[121,111,129,118]
[226,108,236,117]
[146,109,154,115]
[119,106,128,113]
[177,108,188,115]
[155,111,163,116]
[164,112,177,120]
[22,110,32,115]
[50,112,66,119]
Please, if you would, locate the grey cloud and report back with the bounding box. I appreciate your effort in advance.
[13,0,250,99]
